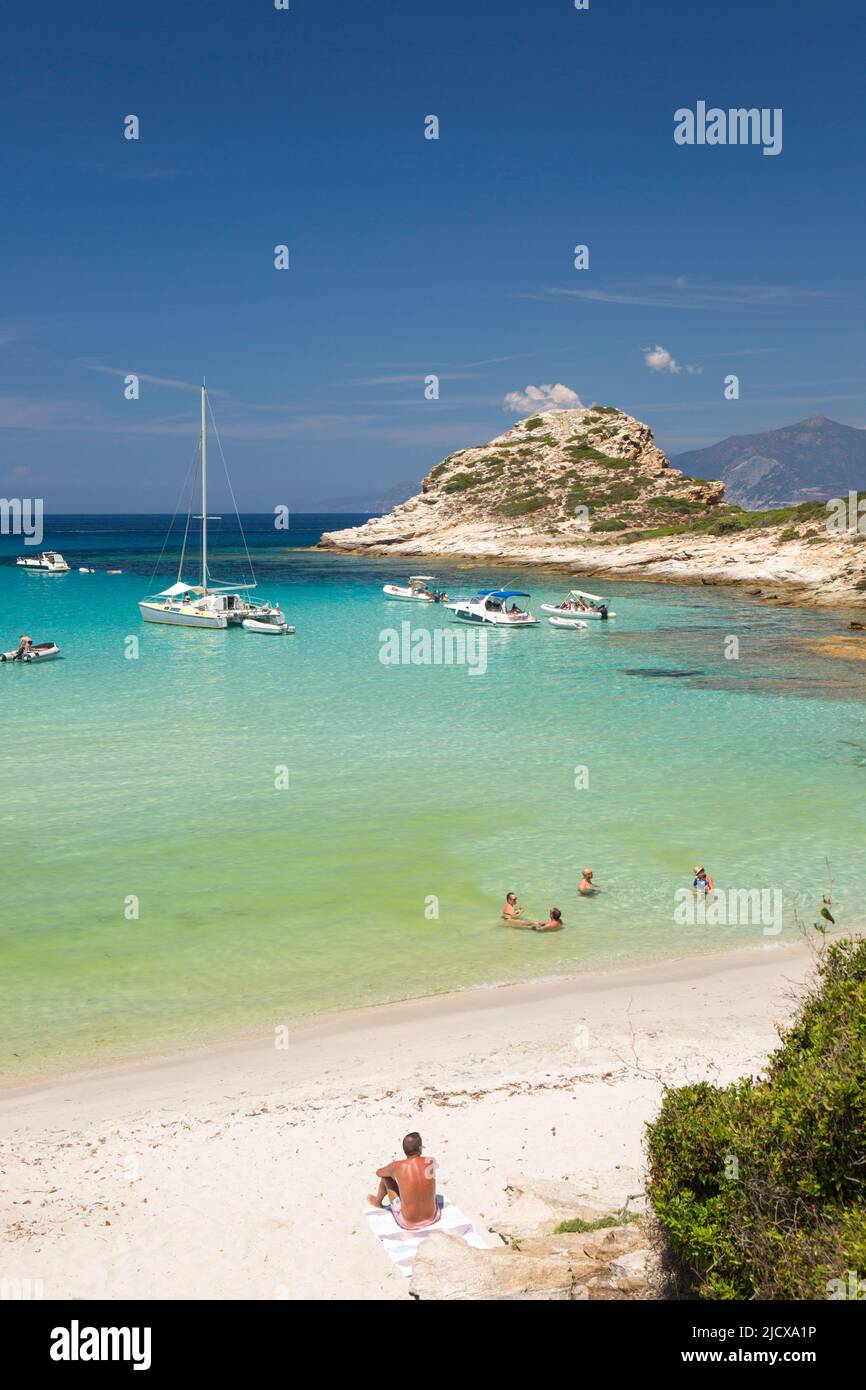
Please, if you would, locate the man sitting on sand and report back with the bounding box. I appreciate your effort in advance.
[368,1132,442,1230]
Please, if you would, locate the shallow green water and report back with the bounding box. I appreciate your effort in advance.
[2,517,865,1078]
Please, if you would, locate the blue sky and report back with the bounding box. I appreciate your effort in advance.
[1,0,863,510]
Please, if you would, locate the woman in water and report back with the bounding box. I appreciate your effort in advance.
[693,866,714,895]
[534,908,563,932]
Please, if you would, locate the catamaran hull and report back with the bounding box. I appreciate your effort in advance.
[138,602,227,629]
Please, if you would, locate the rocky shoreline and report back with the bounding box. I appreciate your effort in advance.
[410,1178,653,1301]
[318,406,866,610]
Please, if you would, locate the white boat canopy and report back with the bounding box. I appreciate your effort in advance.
[409,575,438,582]
[158,581,204,597]
[569,588,607,602]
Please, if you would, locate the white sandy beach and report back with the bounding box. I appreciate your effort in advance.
[0,941,819,1301]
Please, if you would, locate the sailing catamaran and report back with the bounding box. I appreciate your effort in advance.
[139,384,284,630]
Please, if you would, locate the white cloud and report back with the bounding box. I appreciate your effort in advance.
[643,345,703,376]
[644,345,681,373]
[503,383,582,415]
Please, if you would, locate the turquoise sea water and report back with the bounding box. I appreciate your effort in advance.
[2,515,865,1079]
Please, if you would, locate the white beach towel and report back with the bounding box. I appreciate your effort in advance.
[365,1196,489,1276]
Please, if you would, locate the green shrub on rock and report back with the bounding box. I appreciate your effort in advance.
[443,472,481,493]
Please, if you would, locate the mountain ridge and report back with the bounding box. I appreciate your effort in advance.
[673,414,866,508]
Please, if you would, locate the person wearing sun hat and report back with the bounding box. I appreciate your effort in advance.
[693,865,714,895]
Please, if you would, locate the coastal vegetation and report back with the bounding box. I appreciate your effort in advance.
[646,934,866,1300]
[443,472,481,493]
[614,498,830,544]
[554,1211,643,1235]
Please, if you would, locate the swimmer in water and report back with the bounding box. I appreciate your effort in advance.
[579,868,595,895]
[502,892,539,928]
[693,866,714,895]
[534,908,563,932]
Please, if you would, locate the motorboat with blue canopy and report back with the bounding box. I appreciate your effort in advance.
[445,589,538,626]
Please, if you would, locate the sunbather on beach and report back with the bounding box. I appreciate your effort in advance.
[368,1132,442,1230]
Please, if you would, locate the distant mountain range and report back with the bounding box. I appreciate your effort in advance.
[315,479,419,513]
[672,415,866,508]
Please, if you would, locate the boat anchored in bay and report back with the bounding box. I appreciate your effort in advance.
[541,588,615,621]
[445,589,538,626]
[382,575,448,603]
[139,383,286,631]
[16,551,69,573]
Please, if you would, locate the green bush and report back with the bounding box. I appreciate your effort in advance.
[563,445,631,468]
[591,517,631,532]
[555,1212,642,1235]
[501,495,548,516]
[597,483,639,504]
[707,515,748,535]
[646,937,866,1299]
[778,527,799,542]
[443,472,480,493]
[523,415,544,429]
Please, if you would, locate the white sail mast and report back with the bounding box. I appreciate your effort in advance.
[201,380,208,593]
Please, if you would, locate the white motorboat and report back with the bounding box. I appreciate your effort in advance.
[1,640,60,662]
[382,575,448,602]
[445,589,538,626]
[16,551,69,573]
[243,617,295,634]
[139,383,286,631]
[548,616,589,629]
[541,588,616,620]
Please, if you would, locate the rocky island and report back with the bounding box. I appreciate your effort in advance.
[319,406,866,608]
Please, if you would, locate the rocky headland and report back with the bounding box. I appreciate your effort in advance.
[319,406,866,608]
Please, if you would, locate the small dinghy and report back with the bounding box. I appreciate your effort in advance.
[1,641,60,662]
[79,567,95,573]
[242,618,294,634]
[548,616,588,630]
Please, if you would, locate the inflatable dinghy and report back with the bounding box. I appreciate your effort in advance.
[1,641,60,662]
[242,618,294,634]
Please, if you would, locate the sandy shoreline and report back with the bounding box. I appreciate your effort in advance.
[0,939,820,1300]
